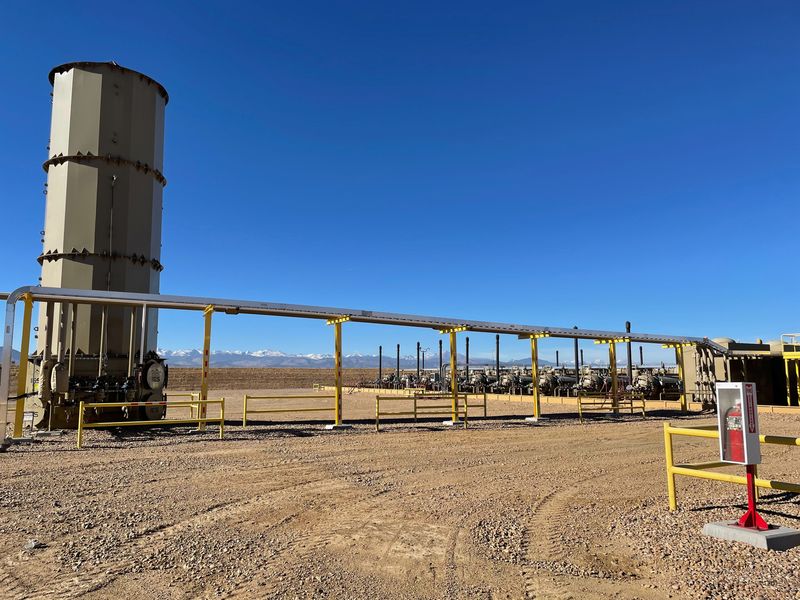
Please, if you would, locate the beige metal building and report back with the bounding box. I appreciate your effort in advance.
[683,338,797,405]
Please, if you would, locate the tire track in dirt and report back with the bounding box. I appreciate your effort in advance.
[520,470,646,599]
[521,484,581,600]
[439,471,530,599]
[0,559,32,600]
[223,491,398,598]
[2,472,348,600]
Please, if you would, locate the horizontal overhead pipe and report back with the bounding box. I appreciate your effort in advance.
[0,284,728,445]
[0,286,725,348]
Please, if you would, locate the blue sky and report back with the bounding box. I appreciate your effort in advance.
[1,2,798,362]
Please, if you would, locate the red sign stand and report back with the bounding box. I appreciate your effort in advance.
[736,464,769,531]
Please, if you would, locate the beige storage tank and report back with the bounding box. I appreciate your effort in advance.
[38,61,166,357]
[32,61,169,428]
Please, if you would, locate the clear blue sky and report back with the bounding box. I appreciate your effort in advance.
[1,2,798,363]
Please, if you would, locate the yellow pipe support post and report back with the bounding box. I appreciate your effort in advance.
[450,331,458,423]
[784,359,792,406]
[324,316,349,428]
[663,423,677,511]
[675,345,686,412]
[242,394,248,427]
[795,360,800,407]
[530,336,540,420]
[219,398,225,440]
[609,342,618,414]
[334,321,343,426]
[199,305,214,432]
[13,293,34,437]
[77,401,85,449]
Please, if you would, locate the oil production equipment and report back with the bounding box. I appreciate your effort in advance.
[28,61,169,429]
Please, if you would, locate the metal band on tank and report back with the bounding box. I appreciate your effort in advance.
[42,154,167,187]
[38,250,164,272]
[48,61,169,104]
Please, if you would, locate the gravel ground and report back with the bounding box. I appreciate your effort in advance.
[0,390,798,599]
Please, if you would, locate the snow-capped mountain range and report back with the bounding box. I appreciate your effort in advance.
[1,346,633,369]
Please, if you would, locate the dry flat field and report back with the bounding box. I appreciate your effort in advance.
[1,387,799,600]
[166,368,381,391]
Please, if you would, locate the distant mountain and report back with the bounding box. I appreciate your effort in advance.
[158,349,555,369]
[0,348,21,364]
[0,346,638,369]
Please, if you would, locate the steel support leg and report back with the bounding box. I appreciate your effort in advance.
[675,346,686,412]
[795,361,800,408]
[609,343,618,414]
[127,306,137,377]
[530,337,540,421]
[784,359,792,406]
[450,331,457,423]
[199,305,213,431]
[334,322,342,425]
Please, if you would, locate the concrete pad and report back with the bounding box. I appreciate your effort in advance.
[324,424,353,430]
[702,521,800,551]
[524,417,538,423]
[441,420,463,426]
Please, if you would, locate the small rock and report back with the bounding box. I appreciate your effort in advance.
[24,539,46,551]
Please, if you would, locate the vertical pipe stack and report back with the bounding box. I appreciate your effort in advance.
[495,334,500,385]
[439,340,443,391]
[465,336,470,387]
[573,325,579,388]
[626,321,633,385]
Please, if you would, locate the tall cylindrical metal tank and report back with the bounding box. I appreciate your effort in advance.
[38,61,166,356]
[33,61,168,428]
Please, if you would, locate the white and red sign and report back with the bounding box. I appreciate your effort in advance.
[716,382,761,465]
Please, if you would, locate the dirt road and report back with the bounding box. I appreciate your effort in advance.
[1,391,798,599]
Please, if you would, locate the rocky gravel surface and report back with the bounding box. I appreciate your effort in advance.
[471,516,527,564]
[0,390,797,599]
[623,492,800,600]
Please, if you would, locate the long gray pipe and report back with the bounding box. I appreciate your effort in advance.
[0,285,728,446]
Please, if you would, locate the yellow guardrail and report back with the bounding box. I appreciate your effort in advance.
[166,392,202,417]
[374,392,487,431]
[577,392,646,423]
[77,398,225,448]
[663,422,800,511]
[242,394,336,427]
[402,387,427,396]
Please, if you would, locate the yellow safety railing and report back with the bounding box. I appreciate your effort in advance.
[402,387,427,396]
[663,422,800,511]
[242,394,336,427]
[577,392,646,423]
[166,392,201,417]
[374,392,486,431]
[420,391,487,417]
[77,398,225,448]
